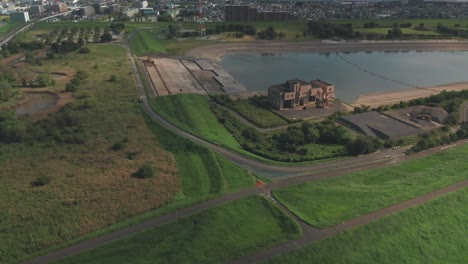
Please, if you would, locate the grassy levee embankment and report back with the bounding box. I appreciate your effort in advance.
[52,196,302,264]
[150,94,242,151]
[267,188,468,264]
[273,144,468,228]
[144,113,256,197]
[129,29,167,56]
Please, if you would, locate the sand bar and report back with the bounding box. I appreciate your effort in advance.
[351,82,468,108]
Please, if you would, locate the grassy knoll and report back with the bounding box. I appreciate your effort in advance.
[273,144,468,228]
[267,188,468,264]
[150,94,242,150]
[54,196,302,264]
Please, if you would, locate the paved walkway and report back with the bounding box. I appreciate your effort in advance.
[231,179,468,264]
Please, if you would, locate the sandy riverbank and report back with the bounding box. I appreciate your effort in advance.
[350,82,468,108]
[186,40,468,61]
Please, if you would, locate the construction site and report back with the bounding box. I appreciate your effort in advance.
[139,57,247,98]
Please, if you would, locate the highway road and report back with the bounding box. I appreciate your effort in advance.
[22,41,468,263]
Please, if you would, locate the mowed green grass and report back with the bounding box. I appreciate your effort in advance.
[53,195,302,264]
[273,145,468,228]
[267,188,468,264]
[150,94,242,150]
[229,100,288,128]
[129,29,167,55]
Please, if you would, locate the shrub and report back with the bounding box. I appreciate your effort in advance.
[109,75,118,82]
[127,151,139,160]
[65,83,78,92]
[134,163,157,179]
[31,176,51,187]
[111,141,126,151]
[78,47,91,54]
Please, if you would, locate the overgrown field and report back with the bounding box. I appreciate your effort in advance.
[54,195,302,264]
[0,43,253,263]
[267,188,468,264]
[273,144,468,228]
[0,44,183,263]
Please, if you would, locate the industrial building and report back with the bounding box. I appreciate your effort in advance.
[225,5,297,21]
[268,79,335,110]
[9,11,30,22]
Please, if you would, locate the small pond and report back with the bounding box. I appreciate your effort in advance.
[15,93,57,116]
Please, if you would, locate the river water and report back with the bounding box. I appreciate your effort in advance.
[218,51,468,103]
[16,93,57,116]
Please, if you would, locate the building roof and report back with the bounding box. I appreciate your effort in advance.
[268,84,290,93]
[340,111,421,139]
[311,79,333,86]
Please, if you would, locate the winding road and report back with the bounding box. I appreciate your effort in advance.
[23,40,468,264]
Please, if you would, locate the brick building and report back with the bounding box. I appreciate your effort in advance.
[268,79,335,110]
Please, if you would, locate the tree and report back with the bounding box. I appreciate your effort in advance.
[347,135,382,155]
[387,28,403,39]
[100,32,113,42]
[35,73,55,87]
[0,81,12,102]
